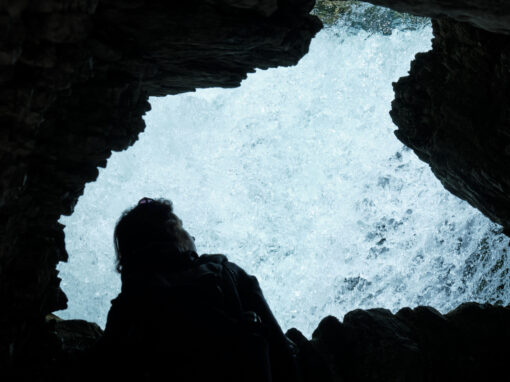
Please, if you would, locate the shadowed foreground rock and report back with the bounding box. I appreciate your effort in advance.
[45,303,509,382]
[290,302,510,382]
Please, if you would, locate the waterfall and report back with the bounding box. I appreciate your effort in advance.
[58,11,509,337]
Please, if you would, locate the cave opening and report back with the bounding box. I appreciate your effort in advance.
[56,3,509,337]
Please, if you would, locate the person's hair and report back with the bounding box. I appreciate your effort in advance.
[113,198,188,274]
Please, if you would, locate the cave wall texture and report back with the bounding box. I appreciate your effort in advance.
[393,18,510,235]
[291,302,510,382]
[1,0,510,380]
[363,0,510,234]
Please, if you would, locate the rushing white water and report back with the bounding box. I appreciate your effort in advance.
[57,20,510,337]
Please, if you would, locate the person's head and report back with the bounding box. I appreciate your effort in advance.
[113,198,197,274]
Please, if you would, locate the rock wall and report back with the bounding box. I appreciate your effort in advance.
[291,302,510,382]
[363,0,510,34]
[43,303,510,382]
[392,18,510,234]
[359,0,510,234]
[0,0,321,370]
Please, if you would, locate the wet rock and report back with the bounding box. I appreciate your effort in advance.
[287,327,335,382]
[355,1,510,234]
[363,0,510,34]
[304,302,510,382]
[49,317,103,353]
[391,18,510,234]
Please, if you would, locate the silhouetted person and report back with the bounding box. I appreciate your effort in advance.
[94,198,300,382]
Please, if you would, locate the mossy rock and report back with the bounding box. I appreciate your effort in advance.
[313,0,430,34]
[312,0,357,26]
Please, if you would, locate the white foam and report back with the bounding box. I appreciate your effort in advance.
[58,24,510,337]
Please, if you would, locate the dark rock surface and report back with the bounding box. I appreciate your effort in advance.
[49,316,103,354]
[355,0,510,233]
[10,304,509,382]
[363,0,510,34]
[392,18,510,234]
[293,302,510,382]
[0,0,321,369]
[4,315,104,381]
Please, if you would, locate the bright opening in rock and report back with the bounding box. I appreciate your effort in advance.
[57,4,510,337]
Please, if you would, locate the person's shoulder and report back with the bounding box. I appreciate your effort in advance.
[199,254,244,271]
[198,253,228,265]
[197,254,254,280]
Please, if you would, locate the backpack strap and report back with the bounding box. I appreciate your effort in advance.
[197,254,244,316]
[221,263,244,315]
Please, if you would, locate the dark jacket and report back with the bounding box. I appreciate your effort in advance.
[94,252,299,382]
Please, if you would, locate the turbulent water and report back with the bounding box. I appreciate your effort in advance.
[58,15,510,337]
